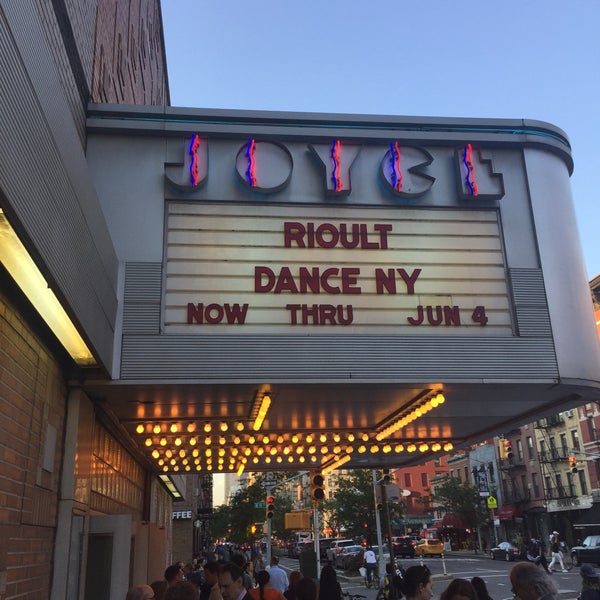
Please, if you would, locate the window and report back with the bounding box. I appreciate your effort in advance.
[404,473,412,487]
[572,430,580,451]
[527,436,534,459]
[556,473,565,498]
[539,439,546,460]
[545,476,552,497]
[465,466,469,480]
[588,417,597,441]
[421,473,428,487]
[517,439,523,460]
[560,433,568,455]
[532,473,540,498]
[579,470,588,495]
[521,475,527,498]
[549,437,557,459]
[567,472,576,497]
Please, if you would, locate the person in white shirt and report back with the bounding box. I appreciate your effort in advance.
[363,547,377,586]
[267,557,289,594]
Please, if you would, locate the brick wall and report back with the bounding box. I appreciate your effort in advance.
[0,289,67,600]
[92,0,168,105]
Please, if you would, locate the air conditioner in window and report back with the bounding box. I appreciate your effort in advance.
[566,410,574,418]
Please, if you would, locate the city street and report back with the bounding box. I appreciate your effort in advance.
[278,554,583,600]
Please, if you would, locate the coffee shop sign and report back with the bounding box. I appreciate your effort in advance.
[165,136,505,200]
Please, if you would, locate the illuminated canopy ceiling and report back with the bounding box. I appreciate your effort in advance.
[86,379,589,476]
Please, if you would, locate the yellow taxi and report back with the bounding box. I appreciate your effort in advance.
[415,538,444,557]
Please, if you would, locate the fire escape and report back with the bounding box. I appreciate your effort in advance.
[534,413,578,504]
[498,432,531,507]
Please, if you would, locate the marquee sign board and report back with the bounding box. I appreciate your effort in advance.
[164,203,511,335]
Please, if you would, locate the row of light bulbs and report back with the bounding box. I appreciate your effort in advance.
[136,391,451,474]
[144,436,454,474]
[376,393,446,441]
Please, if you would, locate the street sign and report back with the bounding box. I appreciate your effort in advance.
[254,501,266,508]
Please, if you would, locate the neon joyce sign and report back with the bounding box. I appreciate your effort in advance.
[166,137,505,200]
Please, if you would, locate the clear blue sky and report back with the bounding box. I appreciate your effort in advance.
[161,0,600,279]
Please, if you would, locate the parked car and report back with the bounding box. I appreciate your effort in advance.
[391,536,416,557]
[335,544,365,570]
[490,541,521,561]
[318,538,335,560]
[326,539,355,563]
[571,535,600,566]
[415,538,444,557]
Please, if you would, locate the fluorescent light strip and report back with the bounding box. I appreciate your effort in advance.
[0,210,95,365]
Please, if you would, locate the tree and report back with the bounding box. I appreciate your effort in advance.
[430,476,486,540]
[323,469,400,542]
[211,504,233,540]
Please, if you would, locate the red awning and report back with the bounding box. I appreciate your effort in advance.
[440,513,467,529]
[496,504,522,521]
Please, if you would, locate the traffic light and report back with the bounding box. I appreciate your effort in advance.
[250,523,257,535]
[382,468,391,484]
[310,472,325,502]
[569,455,579,473]
[376,502,383,511]
[266,495,275,519]
[505,440,513,460]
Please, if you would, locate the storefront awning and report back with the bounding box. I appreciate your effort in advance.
[574,503,600,528]
[496,504,522,520]
[440,513,467,529]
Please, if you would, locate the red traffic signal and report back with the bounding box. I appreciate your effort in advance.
[266,496,275,519]
[569,456,579,473]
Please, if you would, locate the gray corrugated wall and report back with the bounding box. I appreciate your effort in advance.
[120,262,558,381]
[0,2,118,370]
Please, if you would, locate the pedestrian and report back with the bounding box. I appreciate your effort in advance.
[250,570,286,600]
[200,561,223,600]
[165,564,184,587]
[296,577,317,600]
[267,557,288,594]
[165,582,200,600]
[318,564,342,600]
[284,571,303,600]
[150,580,168,600]
[536,538,551,574]
[439,578,477,600]
[548,532,567,573]
[126,584,155,600]
[232,554,253,590]
[219,562,254,600]
[471,577,493,600]
[396,565,433,600]
[510,562,558,600]
[527,538,550,574]
[363,546,377,586]
[580,564,600,600]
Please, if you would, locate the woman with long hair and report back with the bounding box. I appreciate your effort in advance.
[318,564,342,600]
[249,570,286,600]
[396,565,433,600]
[284,571,303,600]
[439,578,478,600]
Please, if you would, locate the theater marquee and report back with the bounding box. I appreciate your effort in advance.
[164,203,511,335]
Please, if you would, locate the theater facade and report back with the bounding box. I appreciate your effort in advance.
[2,5,600,600]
